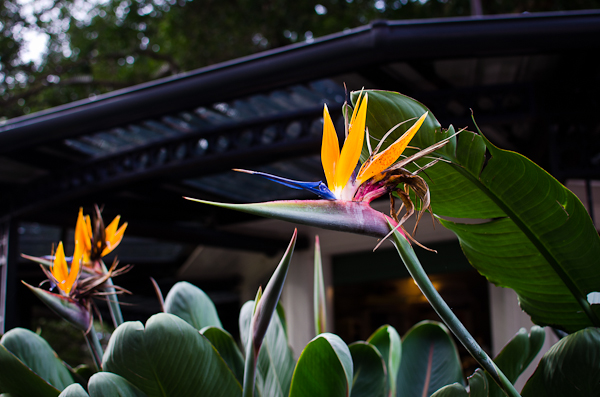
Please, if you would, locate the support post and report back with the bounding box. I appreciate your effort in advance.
[0,219,18,333]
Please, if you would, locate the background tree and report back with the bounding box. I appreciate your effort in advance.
[1,0,599,120]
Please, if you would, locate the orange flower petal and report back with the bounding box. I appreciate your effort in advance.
[321,104,340,191]
[356,111,428,185]
[349,91,364,127]
[65,242,82,295]
[75,208,92,252]
[101,221,127,257]
[51,242,69,293]
[85,215,92,243]
[334,93,368,193]
[104,215,121,238]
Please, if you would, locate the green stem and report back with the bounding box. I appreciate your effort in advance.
[242,337,256,397]
[100,261,124,327]
[313,236,327,336]
[83,327,103,371]
[390,227,521,397]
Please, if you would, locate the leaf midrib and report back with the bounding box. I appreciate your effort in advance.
[450,162,599,327]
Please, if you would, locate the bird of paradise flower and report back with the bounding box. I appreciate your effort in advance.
[22,207,130,331]
[187,92,454,245]
[74,206,128,272]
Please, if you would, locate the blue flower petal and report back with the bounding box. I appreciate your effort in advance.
[234,169,337,200]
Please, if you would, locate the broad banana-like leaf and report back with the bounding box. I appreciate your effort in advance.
[396,321,463,397]
[88,372,147,397]
[353,89,600,333]
[487,326,544,396]
[164,281,222,330]
[367,325,402,397]
[0,345,60,397]
[521,327,600,396]
[430,383,468,397]
[430,326,545,397]
[185,198,395,239]
[0,327,74,396]
[466,370,489,397]
[239,301,295,397]
[288,333,353,397]
[102,313,241,397]
[430,369,489,397]
[58,384,89,397]
[201,326,245,385]
[348,342,386,397]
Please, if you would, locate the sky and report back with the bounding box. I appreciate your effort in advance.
[17,0,109,65]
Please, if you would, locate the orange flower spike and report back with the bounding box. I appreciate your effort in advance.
[101,215,128,256]
[51,242,68,286]
[356,111,428,185]
[321,104,340,191]
[333,92,368,196]
[51,242,80,295]
[75,208,92,263]
[66,241,83,294]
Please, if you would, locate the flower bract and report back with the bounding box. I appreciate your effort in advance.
[191,90,452,243]
[51,241,81,295]
[236,93,430,206]
[75,207,128,266]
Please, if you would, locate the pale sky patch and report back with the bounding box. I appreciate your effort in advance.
[20,29,50,65]
[16,0,110,65]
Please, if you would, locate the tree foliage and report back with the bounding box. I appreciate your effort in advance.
[1,0,599,119]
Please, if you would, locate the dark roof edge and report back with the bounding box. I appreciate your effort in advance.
[1,9,600,152]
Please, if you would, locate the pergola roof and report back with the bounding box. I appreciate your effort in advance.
[1,9,599,253]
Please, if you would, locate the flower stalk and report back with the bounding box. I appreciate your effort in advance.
[314,236,327,336]
[83,326,104,371]
[389,223,521,397]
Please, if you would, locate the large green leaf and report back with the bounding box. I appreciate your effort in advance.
[367,325,402,396]
[521,327,600,396]
[466,370,489,397]
[288,333,353,397]
[487,326,544,397]
[164,281,222,330]
[201,326,245,385]
[0,327,74,396]
[396,321,463,397]
[430,383,468,397]
[430,370,488,397]
[430,326,545,397]
[0,344,60,397]
[88,373,147,397]
[348,342,386,397]
[102,313,241,397]
[355,89,600,333]
[58,384,89,397]
[239,301,295,397]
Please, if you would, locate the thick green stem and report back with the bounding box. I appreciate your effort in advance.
[242,334,257,397]
[313,236,327,336]
[83,327,103,371]
[390,227,521,397]
[100,261,124,327]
